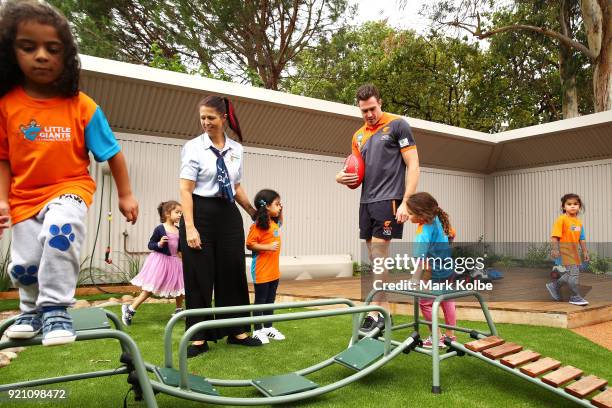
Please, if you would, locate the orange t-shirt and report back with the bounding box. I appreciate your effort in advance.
[551,214,585,265]
[247,221,281,284]
[0,87,120,224]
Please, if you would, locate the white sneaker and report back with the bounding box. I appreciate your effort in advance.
[252,329,269,344]
[265,327,285,341]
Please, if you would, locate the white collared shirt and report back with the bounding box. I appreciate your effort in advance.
[180,133,243,197]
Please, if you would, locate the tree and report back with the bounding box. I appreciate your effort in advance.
[478,3,593,123]
[420,0,610,113]
[51,0,351,89]
[287,22,501,131]
[288,20,584,131]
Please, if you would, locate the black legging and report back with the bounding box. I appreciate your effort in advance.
[253,279,279,331]
[179,195,250,341]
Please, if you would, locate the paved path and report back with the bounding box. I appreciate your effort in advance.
[572,321,612,351]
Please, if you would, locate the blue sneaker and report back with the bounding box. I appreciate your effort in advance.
[545,282,561,301]
[5,312,42,339]
[569,296,589,306]
[41,309,76,346]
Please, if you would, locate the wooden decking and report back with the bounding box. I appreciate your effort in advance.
[251,274,612,329]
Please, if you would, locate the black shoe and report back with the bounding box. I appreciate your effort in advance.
[187,342,209,358]
[227,335,262,347]
[377,315,392,332]
[360,315,380,332]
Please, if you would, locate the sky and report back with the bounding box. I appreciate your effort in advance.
[350,0,432,34]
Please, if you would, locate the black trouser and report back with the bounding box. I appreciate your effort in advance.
[253,279,279,331]
[179,196,250,341]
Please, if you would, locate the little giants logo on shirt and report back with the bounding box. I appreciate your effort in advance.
[19,119,41,141]
[19,119,71,142]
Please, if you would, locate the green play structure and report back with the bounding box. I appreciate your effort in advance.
[1,290,610,407]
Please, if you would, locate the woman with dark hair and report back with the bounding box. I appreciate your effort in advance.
[179,95,260,357]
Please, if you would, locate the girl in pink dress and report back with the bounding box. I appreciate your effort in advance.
[122,201,184,325]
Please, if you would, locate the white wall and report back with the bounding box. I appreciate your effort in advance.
[5,134,608,284]
[79,133,486,278]
[493,158,612,243]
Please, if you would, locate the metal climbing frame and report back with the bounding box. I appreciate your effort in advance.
[147,297,420,405]
[361,288,498,394]
[0,299,421,407]
[0,308,158,407]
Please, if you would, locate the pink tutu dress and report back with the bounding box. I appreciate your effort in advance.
[131,231,184,297]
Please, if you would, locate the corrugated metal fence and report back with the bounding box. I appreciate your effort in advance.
[2,134,608,284]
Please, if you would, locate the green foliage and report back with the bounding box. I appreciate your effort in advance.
[287,1,596,130]
[0,243,12,292]
[149,42,187,73]
[522,243,553,268]
[50,0,351,89]
[586,253,612,275]
[104,252,143,283]
[286,18,579,132]
[352,261,361,276]
[78,252,142,286]
[492,255,519,268]
[77,255,105,287]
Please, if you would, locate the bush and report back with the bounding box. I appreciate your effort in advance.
[352,261,361,276]
[0,243,11,291]
[586,253,612,274]
[522,243,553,268]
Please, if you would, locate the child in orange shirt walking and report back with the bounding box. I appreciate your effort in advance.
[246,189,285,344]
[546,193,589,306]
[0,0,138,346]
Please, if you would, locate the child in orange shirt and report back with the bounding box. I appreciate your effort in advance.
[246,189,285,344]
[546,193,589,306]
[0,0,138,346]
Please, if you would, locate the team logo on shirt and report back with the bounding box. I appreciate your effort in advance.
[570,225,581,232]
[356,133,364,148]
[19,119,42,141]
[383,220,392,236]
[399,138,409,148]
[19,119,71,142]
[382,126,390,134]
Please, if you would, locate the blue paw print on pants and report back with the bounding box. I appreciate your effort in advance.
[11,265,38,286]
[48,224,75,251]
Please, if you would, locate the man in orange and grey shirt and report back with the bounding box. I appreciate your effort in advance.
[336,84,420,332]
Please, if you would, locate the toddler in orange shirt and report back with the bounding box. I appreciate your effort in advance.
[246,189,285,344]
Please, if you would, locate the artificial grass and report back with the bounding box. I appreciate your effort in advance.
[0,293,126,312]
[0,303,610,408]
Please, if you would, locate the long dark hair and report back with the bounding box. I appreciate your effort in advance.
[406,192,452,237]
[253,189,280,230]
[198,95,243,142]
[0,0,80,98]
[157,200,181,223]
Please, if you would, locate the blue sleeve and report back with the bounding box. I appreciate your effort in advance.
[85,107,121,162]
[580,226,585,241]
